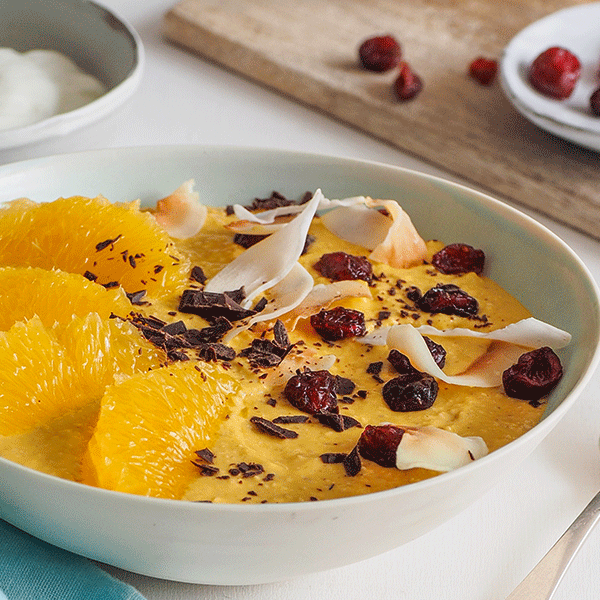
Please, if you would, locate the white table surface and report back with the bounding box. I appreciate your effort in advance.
[3,1,600,599]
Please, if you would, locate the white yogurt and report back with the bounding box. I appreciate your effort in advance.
[0,48,106,131]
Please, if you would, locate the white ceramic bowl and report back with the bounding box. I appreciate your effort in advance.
[0,0,143,149]
[0,146,598,585]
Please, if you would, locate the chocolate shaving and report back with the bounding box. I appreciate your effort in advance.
[126,290,147,305]
[162,320,187,336]
[343,446,362,477]
[250,416,298,439]
[233,233,269,249]
[194,448,215,463]
[223,287,246,305]
[241,320,293,368]
[167,349,189,362]
[190,265,207,284]
[83,270,97,281]
[366,361,383,375]
[125,312,236,363]
[229,462,265,478]
[320,452,347,464]
[184,317,233,344]
[253,297,268,312]
[95,235,122,251]
[197,343,236,362]
[335,376,356,396]
[272,319,291,349]
[272,415,310,424]
[178,289,256,322]
[191,462,220,476]
[244,190,296,212]
[314,412,361,432]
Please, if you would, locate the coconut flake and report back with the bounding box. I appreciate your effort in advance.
[366,321,569,387]
[365,199,428,268]
[230,193,428,268]
[205,190,323,307]
[231,195,368,224]
[395,426,488,472]
[223,263,314,342]
[151,179,207,239]
[361,317,572,348]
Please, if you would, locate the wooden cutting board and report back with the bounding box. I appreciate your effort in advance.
[163,0,600,238]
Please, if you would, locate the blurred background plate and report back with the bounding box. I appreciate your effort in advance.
[500,2,600,151]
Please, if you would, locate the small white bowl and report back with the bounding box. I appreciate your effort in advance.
[500,2,600,151]
[0,146,598,585]
[0,0,144,149]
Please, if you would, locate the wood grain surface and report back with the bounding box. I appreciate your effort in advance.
[163,0,600,238]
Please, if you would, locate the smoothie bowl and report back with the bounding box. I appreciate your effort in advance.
[0,146,598,584]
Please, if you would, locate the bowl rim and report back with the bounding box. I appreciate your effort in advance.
[0,0,145,149]
[0,143,599,513]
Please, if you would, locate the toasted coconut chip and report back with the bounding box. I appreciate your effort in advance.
[205,190,323,307]
[151,179,207,239]
[365,199,428,268]
[223,263,314,343]
[231,195,367,224]
[321,198,427,268]
[321,204,390,249]
[361,317,571,348]
[365,321,569,387]
[230,193,428,269]
[282,280,372,330]
[395,426,488,472]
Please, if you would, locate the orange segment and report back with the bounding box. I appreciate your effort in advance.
[54,313,168,392]
[0,267,131,331]
[0,314,167,437]
[82,361,241,499]
[0,317,83,436]
[0,195,191,298]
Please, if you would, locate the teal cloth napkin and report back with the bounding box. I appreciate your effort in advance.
[0,520,146,600]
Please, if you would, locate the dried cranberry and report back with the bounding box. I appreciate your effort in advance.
[284,369,338,414]
[417,284,478,318]
[432,243,485,275]
[394,62,423,101]
[358,35,402,72]
[468,57,498,85]
[423,336,446,368]
[502,347,563,404]
[382,371,438,411]
[529,47,581,100]
[314,252,373,282]
[591,87,600,116]
[310,306,367,341]
[357,424,405,467]
[387,349,418,375]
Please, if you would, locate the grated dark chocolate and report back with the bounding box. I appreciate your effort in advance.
[250,416,298,439]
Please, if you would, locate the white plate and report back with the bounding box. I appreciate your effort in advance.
[0,0,144,150]
[500,2,600,151]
